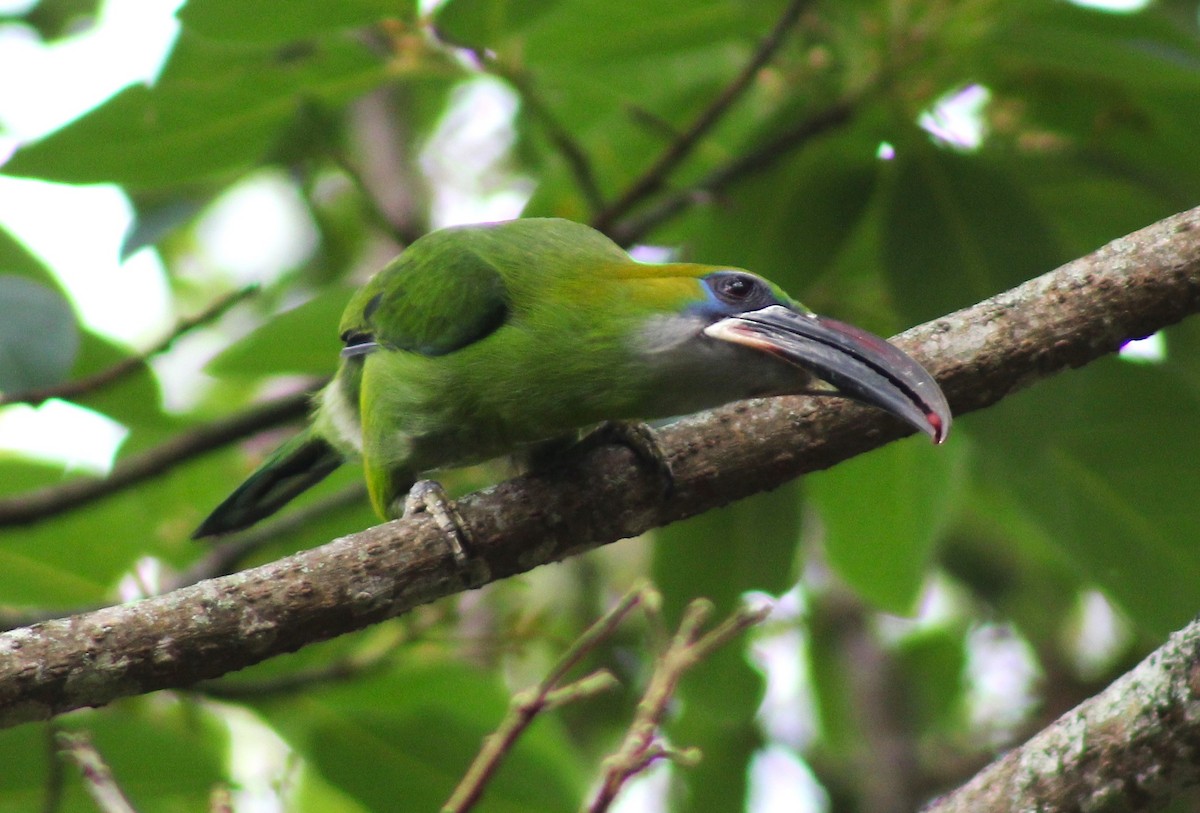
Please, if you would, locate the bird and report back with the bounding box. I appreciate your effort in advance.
[193,217,950,540]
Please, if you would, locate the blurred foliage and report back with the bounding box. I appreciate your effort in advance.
[2,0,1200,810]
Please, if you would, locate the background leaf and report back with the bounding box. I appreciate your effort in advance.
[0,276,79,392]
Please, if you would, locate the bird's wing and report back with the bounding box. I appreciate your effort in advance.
[339,236,509,357]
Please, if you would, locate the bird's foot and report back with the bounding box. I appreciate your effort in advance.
[401,480,489,586]
[578,420,676,498]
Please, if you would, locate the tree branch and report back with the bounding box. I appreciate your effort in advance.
[0,389,313,528]
[1,206,1199,731]
[0,285,258,408]
[607,99,855,246]
[923,613,1200,812]
[591,0,813,233]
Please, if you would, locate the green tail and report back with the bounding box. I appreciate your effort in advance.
[193,429,344,538]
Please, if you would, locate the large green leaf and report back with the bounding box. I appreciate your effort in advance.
[0,276,80,393]
[652,483,800,813]
[477,0,788,212]
[3,30,391,188]
[881,142,1066,325]
[809,434,965,615]
[980,5,1200,207]
[654,481,802,619]
[970,357,1200,635]
[0,226,60,290]
[178,0,416,43]
[0,703,228,813]
[679,131,881,301]
[252,660,585,813]
[207,286,351,377]
[986,5,1200,91]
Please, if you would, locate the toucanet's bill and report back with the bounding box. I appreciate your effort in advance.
[194,218,950,538]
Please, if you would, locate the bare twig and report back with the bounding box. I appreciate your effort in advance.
[593,0,813,233]
[41,723,65,813]
[443,584,650,813]
[326,138,424,247]
[57,732,139,813]
[609,99,855,246]
[428,24,606,215]
[0,286,258,408]
[0,389,314,528]
[502,67,607,216]
[1,206,1199,729]
[0,482,367,633]
[209,787,233,813]
[586,599,772,813]
[198,629,401,700]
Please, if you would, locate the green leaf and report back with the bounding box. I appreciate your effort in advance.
[970,357,1200,635]
[652,484,798,813]
[61,703,230,812]
[433,0,565,48]
[681,131,881,299]
[0,276,80,393]
[0,0,103,42]
[0,703,229,813]
[881,142,1065,325]
[809,435,965,615]
[67,329,170,439]
[0,225,60,289]
[208,286,351,377]
[654,480,801,619]
[253,660,585,813]
[0,724,54,813]
[987,5,1200,91]
[3,31,390,188]
[894,626,967,733]
[495,0,786,211]
[979,6,1200,207]
[178,0,416,43]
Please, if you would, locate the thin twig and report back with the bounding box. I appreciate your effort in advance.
[443,584,650,813]
[609,99,855,246]
[56,732,139,813]
[198,632,401,700]
[0,389,314,528]
[592,0,813,233]
[209,787,233,813]
[503,67,607,216]
[41,723,64,813]
[586,599,773,813]
[1,286,258,408]
[429,25,607,215]
[326,140,424,247]
[0,482,366,633]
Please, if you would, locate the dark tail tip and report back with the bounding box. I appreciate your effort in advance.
[193,434,343,539]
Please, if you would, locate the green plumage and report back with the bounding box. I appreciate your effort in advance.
[195,218,950,538]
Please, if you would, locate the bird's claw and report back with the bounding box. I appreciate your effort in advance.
[583,420,676,498]
[401,480,489,586]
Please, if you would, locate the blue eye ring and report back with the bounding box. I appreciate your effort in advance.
[701,271,780,312]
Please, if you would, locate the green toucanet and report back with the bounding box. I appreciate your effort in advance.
[194,218,950,538]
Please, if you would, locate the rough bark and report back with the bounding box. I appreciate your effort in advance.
[1,204,1199,802]
[923,616,1200,813]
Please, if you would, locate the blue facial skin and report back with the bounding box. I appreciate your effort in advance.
[689,270,785,320]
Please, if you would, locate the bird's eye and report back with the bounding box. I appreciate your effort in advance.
[712,273,759,303]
